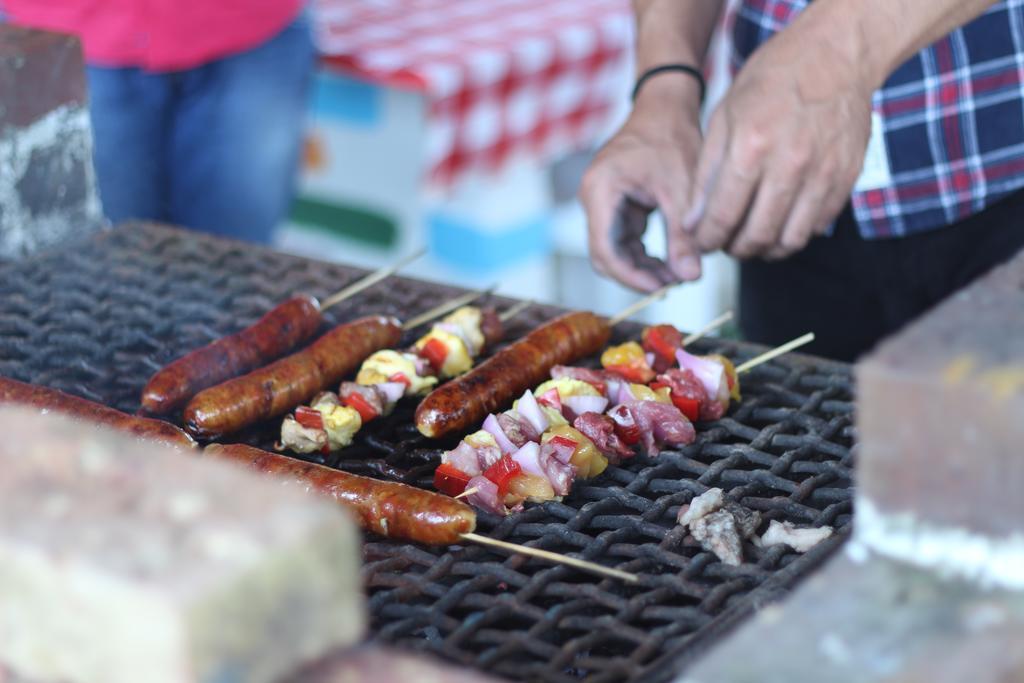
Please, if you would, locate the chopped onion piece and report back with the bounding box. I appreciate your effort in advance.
[464,476,506,516]
[605,377,624,403]
[516,389,549,435]
[543,438,576,465]
[676,348,725,398]
[483,413,517,455]
[437,321,477,357]
[645,352,656,367]
[614,381,635,406]
[413,355,432,377]
[562,395,608,418]
[376,381,406,404]
[510,441,544,478]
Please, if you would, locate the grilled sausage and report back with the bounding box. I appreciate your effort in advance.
[0,376,197,450]
[204,443,477,545]
[415,311,611,438]
[140,295,322,415]
[184,315,402,439]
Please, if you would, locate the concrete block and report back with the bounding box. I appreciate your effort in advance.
[0,24,103,259]
[293,646,510,683]
[855,249,1024,585]
[0,407,365,683]
[0,25,86,128]
[676,550,1024,683]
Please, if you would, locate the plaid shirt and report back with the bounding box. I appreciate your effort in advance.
[733,0,1024,238]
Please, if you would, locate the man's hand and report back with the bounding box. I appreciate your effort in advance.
[580,79,705,292]
[685,22,875,260]
[581,0,723,292]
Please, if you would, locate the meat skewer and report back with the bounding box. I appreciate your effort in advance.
[651,331,815,420]
[431,371,695,516]
[278,300,531,455]
[140,249,425,415]
[433,325,814,518]
[581,325,814,424]
[183,289,489,440]
[415,283,679,440]
[0,377,196,450]
[206,443,637,582]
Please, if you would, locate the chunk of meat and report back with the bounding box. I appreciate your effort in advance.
[677,488,725,528]
[464,476,505,516]
[550,365,613,388]
[656,368,707,404]
[623,400,695,454]
[537,443,576,496]
[690,510,744,566]
[759,520,833,552]
[497,411,540,448]
[442,441,501,477]
[572,412,633,463]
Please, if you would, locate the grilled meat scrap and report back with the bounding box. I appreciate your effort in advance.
[690,510,744,566]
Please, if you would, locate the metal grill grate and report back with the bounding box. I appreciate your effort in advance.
[0,224,856,683]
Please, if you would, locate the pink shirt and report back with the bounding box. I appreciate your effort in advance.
[5,0,305,72]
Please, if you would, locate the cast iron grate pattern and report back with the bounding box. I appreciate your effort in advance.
[0,224,856,683]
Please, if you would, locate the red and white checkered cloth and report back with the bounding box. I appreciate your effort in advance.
[314,0,633,187]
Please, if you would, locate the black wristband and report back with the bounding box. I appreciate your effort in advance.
[631,64,706,104]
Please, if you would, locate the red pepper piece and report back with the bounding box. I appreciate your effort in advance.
[537,388,562,411]
[670,395,701,422]
[419,337,449,374]
[483,455,522,497]
[295,405,324,430]
[434,463,473,497]
[608,405,641,445]
[549,435,578,450]
[342,392,379,423]
[605,362,655,384]
[643,324,683,363]
[616,421,641,445]
[388,372,411,388]
[650,381,701,421]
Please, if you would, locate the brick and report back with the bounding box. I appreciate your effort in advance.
[0,407,365,683]
[292,646,510,683]
[675,551,1024,683]
[0,25,85,129]
[856,249,1024,539]
[0,24,102,259]
[674,251,1024,683]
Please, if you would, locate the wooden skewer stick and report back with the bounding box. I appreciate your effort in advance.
[402,285,496,331]
[320,247,427,311]
[461,532,639,583]
[736,332,815,374]
[683,310,734,346]
[608,283,677,326]
[499,299,532,322]
[454,486,479,500]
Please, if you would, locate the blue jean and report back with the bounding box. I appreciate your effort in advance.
[86,16,315,243]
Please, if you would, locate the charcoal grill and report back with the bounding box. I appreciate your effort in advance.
[0,224,856,683]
